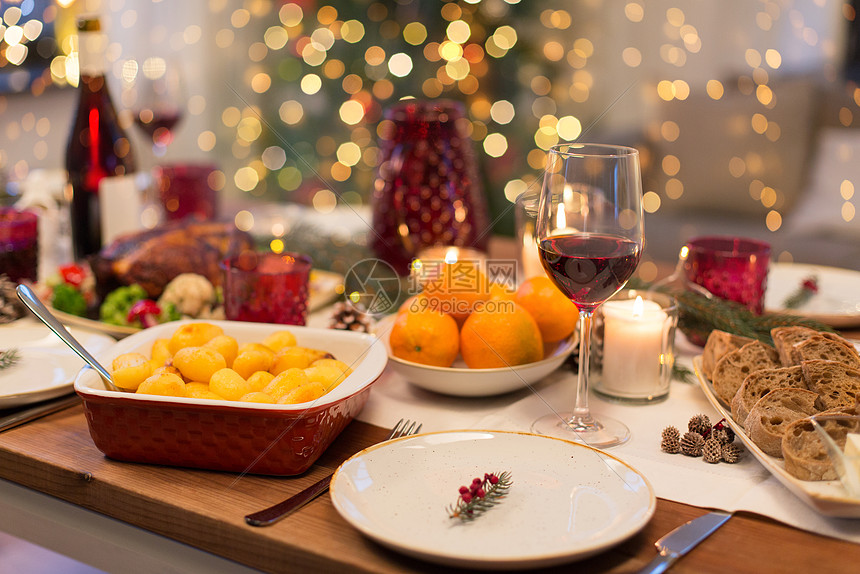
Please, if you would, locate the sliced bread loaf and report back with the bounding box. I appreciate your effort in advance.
[771,326,819,367]
[745,388,819,457]
[782,413,860,481]
[790,334,860,369]
[711,340,780,405]
[702,330,756,379]
[801,359,860,411]
[731,365,805,428]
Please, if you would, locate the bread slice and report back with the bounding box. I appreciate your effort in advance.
[771,326,819,367]
[782,413,860,481]
[745,388,819,457]
[801,359,860,411]
[702,330,756,379]
[731,365,806,428]
[711,341,780,405]
[790,334,860,369]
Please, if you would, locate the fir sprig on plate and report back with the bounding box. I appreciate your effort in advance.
[782,275,819,310]
[448,471,512,521]
[0,348,20,371]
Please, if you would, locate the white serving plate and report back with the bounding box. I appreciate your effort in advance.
[765,263,860,328]
[374,314,576,397]
[0,325,115,408]
[693,356,860,518]
[330,430,655,570]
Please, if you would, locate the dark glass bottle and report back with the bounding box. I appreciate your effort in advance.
[65,16,135,259]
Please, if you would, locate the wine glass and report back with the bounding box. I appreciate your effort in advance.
[531,143,644,447]
[123,56,184,158]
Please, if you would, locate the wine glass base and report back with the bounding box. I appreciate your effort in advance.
[530,413,630,448]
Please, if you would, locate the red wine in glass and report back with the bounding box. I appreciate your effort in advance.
[539,234,641,311]
[135,109,182,146]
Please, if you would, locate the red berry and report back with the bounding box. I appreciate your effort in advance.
[476,487,485,498]
[472,477,482,486]
[488,474,499,484]
[459,486,469,495]
[461,493,472,503]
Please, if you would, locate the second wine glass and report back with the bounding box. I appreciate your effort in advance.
[532,143,644,448]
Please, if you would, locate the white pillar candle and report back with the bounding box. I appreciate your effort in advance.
[600,295,668,396]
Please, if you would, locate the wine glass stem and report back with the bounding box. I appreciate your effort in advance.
[571,310,596,428]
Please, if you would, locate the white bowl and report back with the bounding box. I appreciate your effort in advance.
[375,315,576,397]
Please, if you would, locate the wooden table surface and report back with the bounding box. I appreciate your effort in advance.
[1,404,859,573]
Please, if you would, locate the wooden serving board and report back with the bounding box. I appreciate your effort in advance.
[1,406,859,573]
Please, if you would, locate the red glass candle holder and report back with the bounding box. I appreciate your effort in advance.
[0,207,39,283]
[370,100,490,275]
[683,236,771,315]
[155,163,218,221]
[221,251,312,325]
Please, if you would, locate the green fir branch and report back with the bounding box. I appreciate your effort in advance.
[448,471,512,522]
[0,348,20,371]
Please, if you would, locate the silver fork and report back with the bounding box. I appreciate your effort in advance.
[245,419,422,527]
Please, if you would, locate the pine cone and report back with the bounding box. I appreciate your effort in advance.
[329,301,372,333]
[703,437,722,463]
[712,421,735,444]
[661,426,681,454]
[688,414,711,437]
[680,431,704,457]
[722,442,744,463]
[0,274,25,324]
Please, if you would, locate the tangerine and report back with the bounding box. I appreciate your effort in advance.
[514,276,578,343]
[421,261,491,325]
[389,308,460,367]
[460,301,543,369]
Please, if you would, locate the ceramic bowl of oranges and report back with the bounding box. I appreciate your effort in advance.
[377,271,578,397]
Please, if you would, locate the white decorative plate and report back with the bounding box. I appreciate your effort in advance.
[374,315,576,397]
[694,356,860,518]
[765,263,860,327]
[0,325,115,408]
[330,430,655,570]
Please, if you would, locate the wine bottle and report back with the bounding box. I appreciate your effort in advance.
[65,16,136,259]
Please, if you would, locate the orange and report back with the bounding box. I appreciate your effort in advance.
[421,261,492,325]
[488,282,516,301]
[389,308,460,367]
[514,276,578,343]
[460,301,543,369]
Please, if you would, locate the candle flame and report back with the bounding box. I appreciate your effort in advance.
[556,207,566,229]
[444,247,459,264]
[633,295,645,318]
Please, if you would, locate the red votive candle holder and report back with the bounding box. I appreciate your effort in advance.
[221,251,312,325]
[683,236,771,315]
[0,207,39,283]
[156,163,218,221]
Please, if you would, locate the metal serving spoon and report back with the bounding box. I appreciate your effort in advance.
[16,283,123,392]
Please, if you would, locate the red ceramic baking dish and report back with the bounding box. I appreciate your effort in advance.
[74,319,387,476]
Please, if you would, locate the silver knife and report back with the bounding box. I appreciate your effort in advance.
[638,510,732,574]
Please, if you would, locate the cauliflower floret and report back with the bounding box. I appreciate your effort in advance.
[158,273,218,318]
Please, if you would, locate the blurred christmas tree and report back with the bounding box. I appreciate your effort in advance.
[258,0,589,236]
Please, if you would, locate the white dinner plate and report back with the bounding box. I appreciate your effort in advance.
[0,325,115,409]
[765,263,860,327]
[330,430,655,570]
[374,315,576,397]
[694,356,860,518]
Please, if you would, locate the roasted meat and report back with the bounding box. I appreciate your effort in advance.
[90,219,255,298]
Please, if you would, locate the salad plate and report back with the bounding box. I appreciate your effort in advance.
[0,324,114,408]
[764,263,860,327]
[330,430,655,569]
[48,269,344,339]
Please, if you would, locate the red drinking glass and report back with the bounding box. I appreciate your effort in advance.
[221,251,312,326]
[155,163,218,221]
[370,100,490,275]
[683,236,771,315]
[0,207,39,283]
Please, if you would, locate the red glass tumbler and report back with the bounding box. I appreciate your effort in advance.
[156,163,218,221]
[0,207,39,283]
[370,100,490,275]
[683,236,771,314]
[222,251,312,326]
